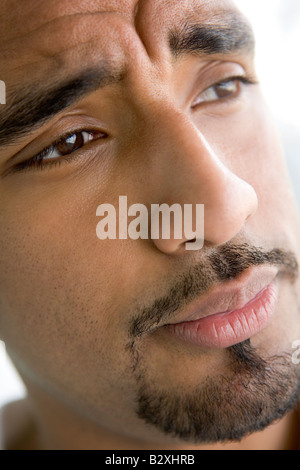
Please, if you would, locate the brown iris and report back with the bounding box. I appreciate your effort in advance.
[213,80,240,99]
[56,132,88,156]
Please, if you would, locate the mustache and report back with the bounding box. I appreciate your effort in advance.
[129,243,299,339]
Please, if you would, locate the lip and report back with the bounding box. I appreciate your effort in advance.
[162,266,279,349]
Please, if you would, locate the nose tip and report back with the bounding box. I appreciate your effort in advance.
[149,132,259,253]
[203,171,258,247]
[150,202,205,254]
[150,162,258,255]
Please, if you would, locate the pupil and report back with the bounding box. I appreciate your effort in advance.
[57,133,84,155]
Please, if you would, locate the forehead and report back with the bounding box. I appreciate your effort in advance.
[0,0,243,79]
[0,0,238,30]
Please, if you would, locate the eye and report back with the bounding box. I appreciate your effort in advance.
[48,131,97,159]
[38,130,106,161]
[192,76,255,108]
[14,129,108,172]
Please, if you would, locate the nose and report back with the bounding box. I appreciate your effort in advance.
[145,109,258,254]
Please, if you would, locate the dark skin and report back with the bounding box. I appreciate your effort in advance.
[0,0,300,449]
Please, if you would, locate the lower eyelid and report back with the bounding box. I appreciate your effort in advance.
[14,147,84,173]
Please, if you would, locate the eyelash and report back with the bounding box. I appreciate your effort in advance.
[13,129,108,173]
[12,75,256,173]
[192,74,257,109]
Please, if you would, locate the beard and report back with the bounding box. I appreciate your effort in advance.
[127,242,300,444]
[133,339,300,444]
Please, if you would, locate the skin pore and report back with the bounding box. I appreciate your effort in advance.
[0,0,300,450]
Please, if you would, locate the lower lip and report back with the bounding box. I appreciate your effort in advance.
[165,282,278,349]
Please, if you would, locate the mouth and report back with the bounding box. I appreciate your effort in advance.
[162,266,279,349]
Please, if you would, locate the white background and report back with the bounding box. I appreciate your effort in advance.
[1,0,300,408]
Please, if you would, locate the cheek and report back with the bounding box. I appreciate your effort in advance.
[0,178,140,402]
[243,117,300,249]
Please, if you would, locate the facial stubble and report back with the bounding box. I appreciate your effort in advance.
[128,243,300,444]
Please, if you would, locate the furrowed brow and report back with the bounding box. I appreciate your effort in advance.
[0,66,125,147]
[169,13,255,57]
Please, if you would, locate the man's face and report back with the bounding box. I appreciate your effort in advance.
[0,0,300,447]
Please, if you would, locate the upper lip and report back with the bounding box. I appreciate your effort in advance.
[164,265,279,327]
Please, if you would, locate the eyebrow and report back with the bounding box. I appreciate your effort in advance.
[0,12,254,149]
[169,13,255,57]
[0,66,125,147]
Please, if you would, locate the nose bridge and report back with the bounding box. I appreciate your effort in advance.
[158,111,209,194]
[146,105,235,202]
[139,103,258,249]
